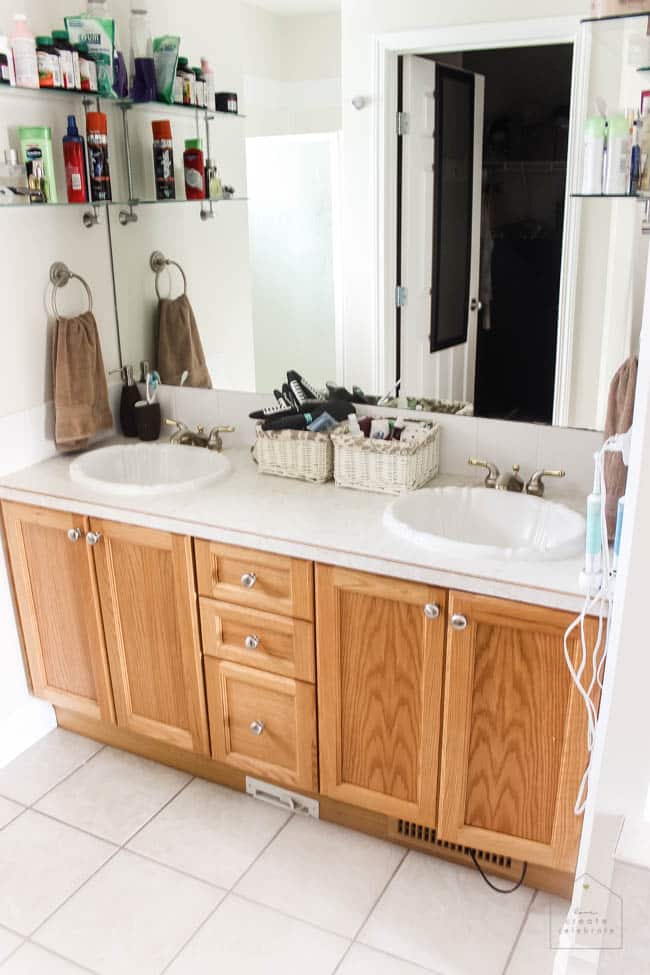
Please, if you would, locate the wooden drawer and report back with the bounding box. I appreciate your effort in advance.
[195,541,314,621]
[205,658,317,791]
[200,598,315,682]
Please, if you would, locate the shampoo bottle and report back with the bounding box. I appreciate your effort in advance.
[10,14,38,89]
[63,115,88,203]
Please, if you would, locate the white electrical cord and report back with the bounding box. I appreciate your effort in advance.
[564,434,628,816]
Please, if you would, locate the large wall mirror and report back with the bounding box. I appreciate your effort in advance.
[106,12,647,432]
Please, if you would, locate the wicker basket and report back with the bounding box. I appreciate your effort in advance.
[332,421,440,494]
[253,425,334,483]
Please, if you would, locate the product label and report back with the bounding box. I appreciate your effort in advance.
[57,49,75,89]
[37,51,61,88]
[185,166,203,190]
[71,172,82,190]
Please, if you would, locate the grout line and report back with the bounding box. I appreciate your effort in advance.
[0,936,27,970]
[331,845,410,974]
[159,811,296,974]
[120,775,195,847]
[120,846,227,891]
[228,810,294,893]
[0,743,107,813]
[23,941,100,974]
[23,808,122,848]
[501,887,539,975]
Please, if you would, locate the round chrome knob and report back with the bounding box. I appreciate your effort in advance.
[245,635,260,651]
[67,528,82,543]
[86,531,102,546]
[424,603,440,620]
[241,572,257,589]
[451,613,468,631]
[249,720,265,736]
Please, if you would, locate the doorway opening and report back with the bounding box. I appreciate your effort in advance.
[396,43,573,423]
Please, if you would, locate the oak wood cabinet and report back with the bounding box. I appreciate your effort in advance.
[316,565,447,822]
[2,502,114,722]
[91,519,210,755]
[437,591,598,872]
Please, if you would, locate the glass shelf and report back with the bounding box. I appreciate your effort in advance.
[581,10,650,24]
[0,196,247,209]
[0,84,246,119]
[571,192,648,198]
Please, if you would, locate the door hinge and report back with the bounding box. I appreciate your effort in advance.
[395,285,408,308]
[396,111,410,136]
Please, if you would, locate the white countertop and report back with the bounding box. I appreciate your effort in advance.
[0,441,591,614]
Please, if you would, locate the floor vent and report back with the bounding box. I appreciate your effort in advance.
[394,819,513,870]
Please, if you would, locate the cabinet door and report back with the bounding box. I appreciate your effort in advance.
[438,592,599,872]
[316,565,447,822]
[91,519,209,754]
[2,502,114,721]
[205,658,317,790]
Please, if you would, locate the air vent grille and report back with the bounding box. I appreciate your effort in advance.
[395,819,513,869]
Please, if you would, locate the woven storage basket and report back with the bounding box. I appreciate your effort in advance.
[332,421,440,494]
[254,424,334,483]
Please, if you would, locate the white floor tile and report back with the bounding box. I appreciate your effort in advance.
[359,852,533,975]
[127,778,290,888]
[235,815,406,938]
[0,798,23,830]
[338,944,435,975]
[35,747,191,844]
[0,943,91,973]
[0,731,102,806]
[0,928,22,966]
[34,850,225,975]
[167,894,349,975]
[506,891,569,975]
[0,810,114,936]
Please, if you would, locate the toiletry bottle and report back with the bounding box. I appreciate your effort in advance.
[51,30,76,90]
[77,43,98,92]
[0,148,28,203]
[119,365,140,437]
[19,126,57,202]
[152,120,175,200]
[206,159,222,200]
[639,106,650,193]
[10,14,38,89]
[183,138,205,199]
[630,116,641,195]
[86,111,112,202]
[129,6,156,102]
[200,57,215,110]
[177,57,194,105]
[347,413,364,438]
[582,115,606,195]
[0,34,16,85]
[35,36,62,88]
[63,115,88,204]
[604,112,631,195]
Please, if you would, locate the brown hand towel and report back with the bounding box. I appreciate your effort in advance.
[52,311,114,452]
[157,293,212,389]
[604,354,638,539]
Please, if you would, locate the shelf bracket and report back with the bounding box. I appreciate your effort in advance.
[82,205,100,229]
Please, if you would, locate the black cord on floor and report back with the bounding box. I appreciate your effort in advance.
[470,850,528,894]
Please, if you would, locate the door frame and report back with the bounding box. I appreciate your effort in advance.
[371,16,584,419]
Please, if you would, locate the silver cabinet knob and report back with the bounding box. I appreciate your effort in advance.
[241,572,257,589]
[249,720,265,736]
[451,613,468,631]
[86,531,102,546]
[244,635,260,651]
[67,528,82,543]
[424,603,440,620]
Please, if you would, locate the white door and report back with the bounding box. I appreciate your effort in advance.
[400,56,484,405]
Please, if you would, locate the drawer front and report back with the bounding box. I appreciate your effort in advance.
[195,541,314,621]
[200,598,315,682]
[205,658,317,791]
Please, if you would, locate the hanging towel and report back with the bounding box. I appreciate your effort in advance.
[604,354,638,540]
[52,311,113,451]
[157,293,212,388]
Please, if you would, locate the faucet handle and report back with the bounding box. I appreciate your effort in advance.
[207,425,235,452]
[526,469,566,498]
[165,418,187,430]
[468,457,500,489]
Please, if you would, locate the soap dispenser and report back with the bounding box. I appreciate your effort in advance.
[118,365,140,437]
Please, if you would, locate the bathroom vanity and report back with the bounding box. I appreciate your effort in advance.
[0,443,599,900]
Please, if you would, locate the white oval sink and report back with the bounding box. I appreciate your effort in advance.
[70,443,231,496]
[384,486,585,562]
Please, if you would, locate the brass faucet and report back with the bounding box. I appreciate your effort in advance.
[525,469,566,497]
[468,458,524,492]
[165,418,234,452]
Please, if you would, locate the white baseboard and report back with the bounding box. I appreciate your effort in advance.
[0,696,56,768]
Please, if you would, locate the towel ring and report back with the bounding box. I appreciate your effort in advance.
[150,250,187,300]
[49,262,93,318]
